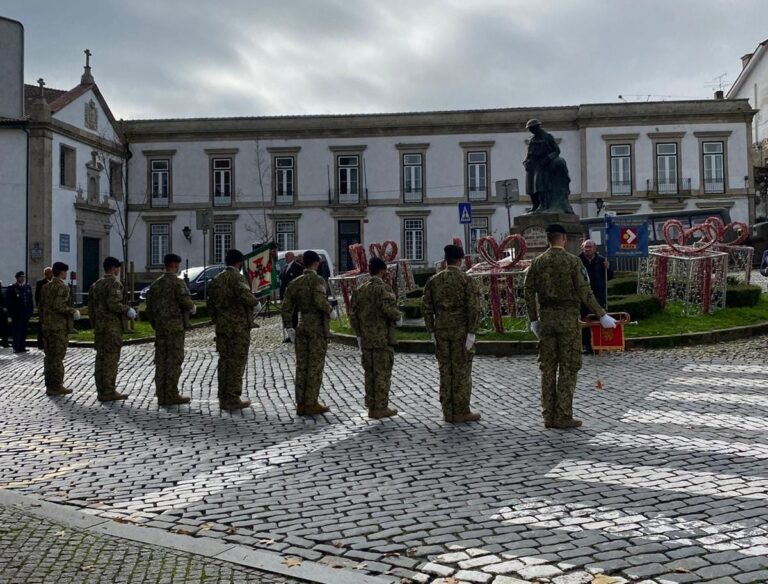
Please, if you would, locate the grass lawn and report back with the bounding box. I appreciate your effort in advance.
[68,316,212,342]
[330,295,768,342]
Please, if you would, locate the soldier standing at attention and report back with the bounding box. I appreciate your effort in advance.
[350,257,402,419]
[41,262,81,396]
[207,249,257,411]
[281,249,334,416]
[145,253,196,407]
[7,271,34,353]
[88,257,137,402]
[422,244,481,423]
[524,224,616,429]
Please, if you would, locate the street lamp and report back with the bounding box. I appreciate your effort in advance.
[182,226,192,241]
[595,197,605,215]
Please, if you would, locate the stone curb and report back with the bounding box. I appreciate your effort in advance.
[0,489,395,584]
[331,319,768,355]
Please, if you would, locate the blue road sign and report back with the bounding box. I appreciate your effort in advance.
[459,202,472,224]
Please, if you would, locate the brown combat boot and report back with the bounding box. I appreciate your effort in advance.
[297,402,330,415]
[220,399,251,411]
[551,417,583,429]
[159,395,191,406]
[98,392,128,402]
[46,387,73,396]
[450,412,481,423]
[369,407,398,419]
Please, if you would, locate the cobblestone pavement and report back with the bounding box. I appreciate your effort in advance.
[0,502,301,583]
[0,317,767,584]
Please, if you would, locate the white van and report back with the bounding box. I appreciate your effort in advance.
[276,249,335,278]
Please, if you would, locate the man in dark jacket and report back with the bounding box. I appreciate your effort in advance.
[7,271,34,353]
[579,240,614,354]
[0,281,9,348]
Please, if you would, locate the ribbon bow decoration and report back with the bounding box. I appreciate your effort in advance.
[475,234,528,267]
[661,219,719,255]
[701,216,749,245]
[368,241,399,263]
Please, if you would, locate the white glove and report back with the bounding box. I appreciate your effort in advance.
[396,314,404,327]
[286,328,296,343]
[72,309,81,321]
[356,336,363,350]
[190,304,197,316]
[600,314,617,329]
[126,307,137,320]
[529,320,541,339]
[465,333,476,351]
[253,302,262,318]
[430,333,436,344]
[329,308,339,320]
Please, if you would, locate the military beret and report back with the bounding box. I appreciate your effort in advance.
[52,261,69,272]
[15,270,24,278]
[444,244,465,261]
[225,249,245,266]
[103,256,123,270]
[164,253,182,264]
[545,224,567,235]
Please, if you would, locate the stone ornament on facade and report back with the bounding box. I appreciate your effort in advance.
[638,219,728,316]
[84,98,98,130]
[467,234,530,332]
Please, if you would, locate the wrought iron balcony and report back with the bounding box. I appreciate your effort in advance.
[610,180,632,195]
[703,178,725,194]
[646,178,692,196]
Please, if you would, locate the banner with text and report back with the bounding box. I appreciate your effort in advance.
[605,216,649,258]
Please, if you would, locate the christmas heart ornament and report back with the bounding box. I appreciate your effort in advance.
[499,234,528,267]
[662,219,718,255]
[476,236,501,266]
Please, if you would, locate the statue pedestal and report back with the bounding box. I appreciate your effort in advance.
[513,213,584,257]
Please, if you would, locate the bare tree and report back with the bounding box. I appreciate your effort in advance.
[243,138,275,246]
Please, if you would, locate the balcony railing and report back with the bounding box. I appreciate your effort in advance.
[468,187,488,201]
[646,178,692,196]
[404,189,423,203]
[337,191,360,205]
[703,177,725,194]
[610,180,632,195]
[275,192,294,206]
[150,193,169,207]
[213,193,232,207]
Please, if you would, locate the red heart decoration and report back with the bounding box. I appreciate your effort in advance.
[662,219,718,255]
[475,235,528,267]
[368,241,399,263]
[476,236,501,266]
[499,234,528,268]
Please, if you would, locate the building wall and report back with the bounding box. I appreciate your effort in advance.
[0,129,28,281]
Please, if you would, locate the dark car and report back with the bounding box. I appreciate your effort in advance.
[139,265,226,301]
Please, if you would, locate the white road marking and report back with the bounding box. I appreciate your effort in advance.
[681,364,768,374]
[621,408,768,431]
[648,390,768,407]
[666,376,768,389]
[588,431,768,460]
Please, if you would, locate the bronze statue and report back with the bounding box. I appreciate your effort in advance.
[523,119,574,214]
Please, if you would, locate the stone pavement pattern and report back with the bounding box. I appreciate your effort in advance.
[0,316,767,583]
[0,502,300,583]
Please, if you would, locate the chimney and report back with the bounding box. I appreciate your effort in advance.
[81,48,94,85]
[714,90,724,100]
[741,53,753,69]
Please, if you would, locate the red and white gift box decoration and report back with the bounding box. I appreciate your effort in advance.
[329,243,370,316]
[368,241,415,302]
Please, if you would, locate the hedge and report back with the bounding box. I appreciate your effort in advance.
[606,294,663,320]
[725,284,762,308]
[413,269,436,288]
[400,298,423,320]
[607,276,638,296]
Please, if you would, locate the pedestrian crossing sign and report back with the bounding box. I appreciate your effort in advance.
[458,202,472,224]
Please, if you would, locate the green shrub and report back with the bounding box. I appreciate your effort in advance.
[725,284,762,308]
[607,276,638,296]
[607,294,662,320]
[400,298,423,319]
[413,269,436,288]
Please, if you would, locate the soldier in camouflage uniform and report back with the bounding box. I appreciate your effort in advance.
[524,224,616,429]
[422,244,482,423]
[350,257,402,419]
[208,249,257,411]
[41,262,81,396]
[88,257,137,402]
[145,253,195,407]
[281,250,333,415]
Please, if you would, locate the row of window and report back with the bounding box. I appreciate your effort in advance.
[147,216,492,268]
[610,141,726,196]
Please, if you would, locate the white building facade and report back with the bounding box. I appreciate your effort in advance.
[124,99,756,279]
[728,39,768,164]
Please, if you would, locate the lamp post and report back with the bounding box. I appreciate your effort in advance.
[182,226,191,242]
[595,197,605,216]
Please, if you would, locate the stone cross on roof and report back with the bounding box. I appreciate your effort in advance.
[85,49,91,67]
[81,48,94,84]
[37,78,45,97]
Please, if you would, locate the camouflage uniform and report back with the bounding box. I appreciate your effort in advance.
[207,267,257,404]
[281,269,331,406]
[40,279,76,392]
[145,273,195,403]
[524,246,606,423]
[422,266,481,419]
[88,274,129,398]
[350,276,402,410]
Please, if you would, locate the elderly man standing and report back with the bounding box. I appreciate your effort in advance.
[41,262,80,396]
[35,267,54,349]
[422,244,481,423]
[525,225,616,429]
[579,239,613,354]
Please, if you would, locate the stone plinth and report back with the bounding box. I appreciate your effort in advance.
[512,213,583,256]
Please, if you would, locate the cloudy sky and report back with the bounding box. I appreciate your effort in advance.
[3,0,768,120]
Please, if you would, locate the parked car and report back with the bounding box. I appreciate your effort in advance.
[138,264,226,301]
